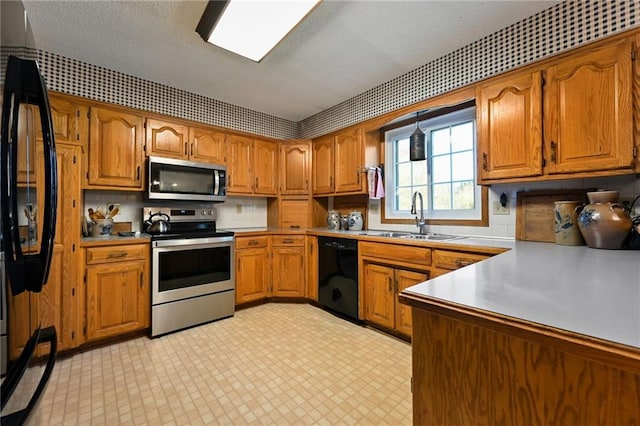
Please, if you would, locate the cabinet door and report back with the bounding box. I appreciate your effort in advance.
[395,269,428,337]
[254,138,278,195]
[306,237,318,301]
[271,247,305,297]
[335,127,363,193]
[36,143,82,352]
[478,71,543,181]
[280,142,310,195]
[364,264,395,329]
[88,107,144,189]
[189,126,226,164]
[145,118,189,160]
[49,96,88,145]
[86,260,147,341]
[545,40,634,174]
[235,248,269,304]
[312,136,334,194]
[226,134,254,194]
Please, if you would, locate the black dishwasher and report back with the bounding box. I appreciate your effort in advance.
[318,237,359,321]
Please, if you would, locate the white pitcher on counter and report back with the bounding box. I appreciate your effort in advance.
[348,211,363,231]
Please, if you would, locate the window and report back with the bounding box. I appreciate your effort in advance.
[384,107,484,222]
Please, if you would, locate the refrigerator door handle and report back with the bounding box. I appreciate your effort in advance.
[0,55,57,294]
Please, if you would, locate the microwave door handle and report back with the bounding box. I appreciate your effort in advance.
[0,56,57,294]
[214,170,220,195]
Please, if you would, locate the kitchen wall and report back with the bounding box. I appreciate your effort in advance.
[2,1,638,141]
[367,175,640,239]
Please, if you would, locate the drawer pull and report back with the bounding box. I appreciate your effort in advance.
[248,240,260,246]
[107,251,128,258]
[455,259,472,267]
[282,238,294,244]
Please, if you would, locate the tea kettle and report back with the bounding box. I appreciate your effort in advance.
[144,212,171,234]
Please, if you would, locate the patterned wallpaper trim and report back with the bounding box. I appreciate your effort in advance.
[2,0,639,140]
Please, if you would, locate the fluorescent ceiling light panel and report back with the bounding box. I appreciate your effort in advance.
[202,0,320,62]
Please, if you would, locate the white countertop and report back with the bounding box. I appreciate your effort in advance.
[404,242,640,348]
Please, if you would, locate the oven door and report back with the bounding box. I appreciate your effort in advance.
[151,236,234,305]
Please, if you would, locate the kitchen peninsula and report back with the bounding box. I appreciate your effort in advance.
[400,243,640,424]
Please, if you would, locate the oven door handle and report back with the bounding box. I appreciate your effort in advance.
[153,237,234,249]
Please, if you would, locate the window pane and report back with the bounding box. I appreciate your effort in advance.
[432,183,451,210]
[413,160,428,184]
[397,138,410,162]
[451,151,474,181]
[452,181,475,209]
[432,155,451,183]
[451,122,473,152]
[397,162,412,187]
[431,128,450,155]
[396,187,412,211]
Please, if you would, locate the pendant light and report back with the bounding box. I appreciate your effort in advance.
[409,112,426,161]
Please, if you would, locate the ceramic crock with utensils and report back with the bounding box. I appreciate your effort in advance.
[577,191,633,249]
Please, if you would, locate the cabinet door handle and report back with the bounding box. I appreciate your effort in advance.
[136,166,141,181]
[190,143,194,157]
[388,276,392,292]
[107,251,128,258]
[305,178,308,190]
[550,141,557,163]
[139,271,144,289]
[482,153,488,171]
[329,176,333,189]
[184,142,188,155]
[455,259,472,267]
[255,177,259,189]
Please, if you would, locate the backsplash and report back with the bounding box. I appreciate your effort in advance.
[82,191,268,233]
[366,175,640,239]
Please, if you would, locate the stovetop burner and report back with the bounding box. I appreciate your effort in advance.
[143,206,233,241]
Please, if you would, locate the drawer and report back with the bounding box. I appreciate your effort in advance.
[432,250,490,270]
[236,236,269,249]
[271,235,305,247]
[86,244,148,264]
[360,241,431,266]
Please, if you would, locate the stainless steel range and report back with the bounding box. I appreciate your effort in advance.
[144,207,234,337]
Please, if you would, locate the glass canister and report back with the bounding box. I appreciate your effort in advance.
[554,201,585,246]
[327,210,339,230]
[339,215,350,230]
[348,211,364,231]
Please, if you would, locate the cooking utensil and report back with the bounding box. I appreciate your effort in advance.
[88,208,96,221]
[144,212,171,234]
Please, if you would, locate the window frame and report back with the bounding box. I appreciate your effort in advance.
[381,106,488,227]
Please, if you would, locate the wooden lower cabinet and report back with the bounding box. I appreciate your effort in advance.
[363,263,427,336]
[271,235,305,297]
[235,236,269,304]
[84,244,149,342]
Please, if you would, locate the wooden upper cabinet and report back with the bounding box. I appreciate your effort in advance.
[226,134,254,194]
[312,136,334,195]
[544,39,634,174]
[335,127,364,193]
[48,95,88,145]
[145,118,189,160]
[189,126,226,164]
[88,106,144,189]
[280,141,310,195]
[253,138,278,195]
[477,70,543,182]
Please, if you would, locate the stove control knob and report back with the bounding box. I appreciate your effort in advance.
[201,210,206,216]
[207,210,213,215]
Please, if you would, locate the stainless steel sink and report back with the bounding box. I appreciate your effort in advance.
[361,231,464,241]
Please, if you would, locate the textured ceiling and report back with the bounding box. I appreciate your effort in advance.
[23,0,558,122]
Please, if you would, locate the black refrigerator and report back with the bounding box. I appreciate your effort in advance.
[1,1,58,424]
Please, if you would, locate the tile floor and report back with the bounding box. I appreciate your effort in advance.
[28,303,413,425]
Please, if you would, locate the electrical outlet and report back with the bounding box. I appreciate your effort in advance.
[493,201,510,215]
[236,204,242,214]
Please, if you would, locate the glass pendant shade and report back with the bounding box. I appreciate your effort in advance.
[409,123,426,161]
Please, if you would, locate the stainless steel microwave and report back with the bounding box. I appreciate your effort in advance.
[147,156,227,202]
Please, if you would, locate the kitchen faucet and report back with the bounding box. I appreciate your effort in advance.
[411,191,427,235]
